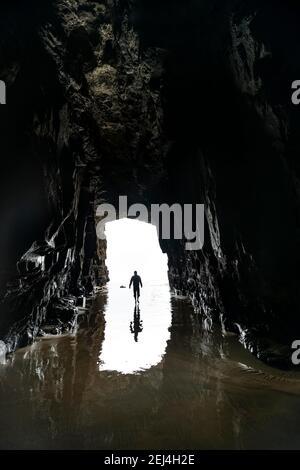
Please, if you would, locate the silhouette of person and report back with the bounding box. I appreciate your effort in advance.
[130,305,143,342]
[129,271,143,303]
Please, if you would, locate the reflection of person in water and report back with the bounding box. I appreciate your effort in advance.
[130,305,143,342]
[129,271,143,303]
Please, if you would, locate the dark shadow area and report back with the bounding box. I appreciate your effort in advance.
[130,305,143,343]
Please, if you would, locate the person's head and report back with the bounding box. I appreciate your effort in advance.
[134,271,137,275]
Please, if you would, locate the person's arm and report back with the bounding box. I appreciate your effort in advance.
[129,277,133,288]
[140,277,143,288]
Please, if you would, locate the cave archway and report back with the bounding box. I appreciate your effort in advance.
[1,0,300,367]
[99,218,172,374]
[105,218,169,285]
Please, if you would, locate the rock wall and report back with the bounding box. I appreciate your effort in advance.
[0,0,168,351]
[144,0,300,366]
[0,0,300,365]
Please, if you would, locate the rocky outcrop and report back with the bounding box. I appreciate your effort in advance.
[0,0,167,351]
[147,0,300,367]
[1,0,300,366]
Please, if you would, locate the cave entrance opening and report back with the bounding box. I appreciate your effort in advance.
[105,218,169,286]
[99,218,172,374]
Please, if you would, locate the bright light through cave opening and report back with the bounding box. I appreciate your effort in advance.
[105,218,169,284]
[99,218,172,374]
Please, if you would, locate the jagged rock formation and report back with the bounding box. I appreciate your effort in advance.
[0,0,300,366]
[0,0,167,351]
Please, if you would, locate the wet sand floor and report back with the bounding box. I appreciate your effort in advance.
[1,282,300,449]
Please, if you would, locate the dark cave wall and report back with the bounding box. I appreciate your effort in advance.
[0,0,300,364]
[133,0,300,364]
[0,0,167,351]
[0,0,112,349]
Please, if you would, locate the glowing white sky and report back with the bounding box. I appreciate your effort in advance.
[100,218,171,374]
[105,218,169,284]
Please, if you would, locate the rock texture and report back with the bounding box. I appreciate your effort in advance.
[1,0,300,366]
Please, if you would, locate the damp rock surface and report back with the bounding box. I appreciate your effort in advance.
[0,1,300,363]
